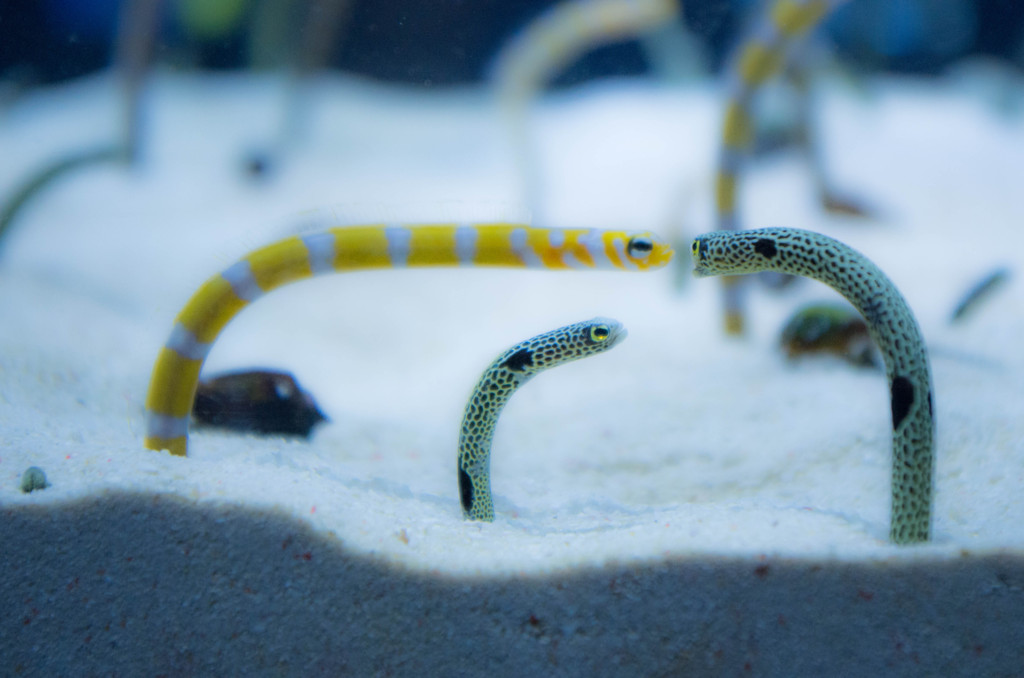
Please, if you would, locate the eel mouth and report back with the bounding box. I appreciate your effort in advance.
[690,238,712,277]
[605,324,628,348]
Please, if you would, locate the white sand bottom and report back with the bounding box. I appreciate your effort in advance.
[1,73,1023,675]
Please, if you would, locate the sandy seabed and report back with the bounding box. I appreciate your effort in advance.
[1,72,1023,675]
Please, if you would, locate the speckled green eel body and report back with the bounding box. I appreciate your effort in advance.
[691,228,935,544]
[459,318,628,521]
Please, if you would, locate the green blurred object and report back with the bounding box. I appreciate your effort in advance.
[177,0,251,38]
[19,467,49,493]
[950,267,1011,324]
[779,302,879,368]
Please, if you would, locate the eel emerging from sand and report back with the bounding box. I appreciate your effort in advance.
[458,317,628,521]
[715,0,852,334]
[691,227,934,544]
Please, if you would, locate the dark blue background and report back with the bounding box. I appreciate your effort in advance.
[0,0,1021,86]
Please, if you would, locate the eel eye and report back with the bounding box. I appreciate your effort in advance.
[627,236,653,259]
[690,240,700,256]
[589,325,610,343]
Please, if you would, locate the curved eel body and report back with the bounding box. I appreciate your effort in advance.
[691,227,934,544]
[493,0,678,211]
[458,317,628,521]
[145,223,672,456]
[494,0,678,99]
[716,0,849,334]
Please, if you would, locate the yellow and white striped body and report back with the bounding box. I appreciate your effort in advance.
[144,223,673,456]
[716,0,848,334]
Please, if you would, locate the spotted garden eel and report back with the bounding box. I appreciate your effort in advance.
[716,0,849,334]
[144,223,672,456]
[691,227,934,544]
[458,317,628,521]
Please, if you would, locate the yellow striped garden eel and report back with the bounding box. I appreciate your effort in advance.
[716,0,849,334]
[691,227,934,544]
[145,223,672,456]
[458,317,628,521]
